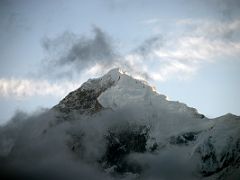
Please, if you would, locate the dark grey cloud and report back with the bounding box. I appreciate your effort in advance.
[41,27,121,80]
[189,0,240,20]
[214,0,240,20]
[40,26,158,81]
[57,27,116,68]
[134,35,163,57]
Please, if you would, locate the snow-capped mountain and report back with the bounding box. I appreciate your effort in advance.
[0,68,239,180]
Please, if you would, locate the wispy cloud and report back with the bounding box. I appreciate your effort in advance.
[0,78,79,98]
[176,19,240,40]
[126,18,240,81]
[154,37,240,61]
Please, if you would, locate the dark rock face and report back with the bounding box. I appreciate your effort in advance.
[196,136,240,177]
[66,125,150,175]
[53,77,116,114]
[169,131,200,145]
[54,89,103,114]
[100,126,149,174]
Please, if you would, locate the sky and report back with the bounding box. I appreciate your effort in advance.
[0,0,240,124]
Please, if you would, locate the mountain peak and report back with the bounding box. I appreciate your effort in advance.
[105,67,123,77]
[2,69,240,180]
[53,68,205,121]
[48,69,240,179]
[53,68,125,114]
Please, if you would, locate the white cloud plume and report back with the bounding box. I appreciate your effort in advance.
[0,78,80,98]
[154,37,240,61]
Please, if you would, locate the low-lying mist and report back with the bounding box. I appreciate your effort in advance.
[0,105,200,180]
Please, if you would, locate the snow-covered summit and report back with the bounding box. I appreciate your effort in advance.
[53,68,210,142]
[53,68,124,114]
[81,68,123,91]
[53,68,203,120]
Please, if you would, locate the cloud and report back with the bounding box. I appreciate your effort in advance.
[125,18,240,81]
[185,0,240,20]
[57,27,116,68]
[40,26,152,82]
[0,110,116,180]
[41,27,121,80]
[0,78,79,98]
[134,35,164,57]
[208,0,240,20]
[176,19,240,40]
[37,19,240,85]
[0,99,202,179]
[128,149,198,180]
[155,37,240,61]
[1,19,239,99]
